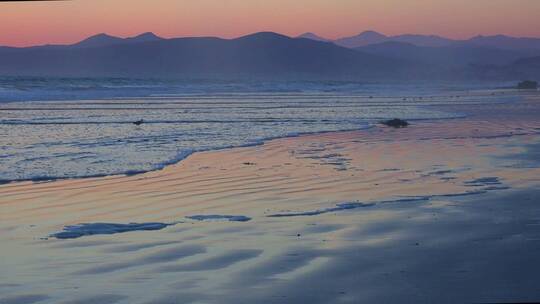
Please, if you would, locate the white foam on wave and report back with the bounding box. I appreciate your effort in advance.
[0,79,488,182]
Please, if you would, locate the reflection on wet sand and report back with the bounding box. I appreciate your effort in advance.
[1,92,540,303]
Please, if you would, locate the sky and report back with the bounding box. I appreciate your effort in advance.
[1,0,539,47]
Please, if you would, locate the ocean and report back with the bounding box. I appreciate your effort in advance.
[0,77,510,182]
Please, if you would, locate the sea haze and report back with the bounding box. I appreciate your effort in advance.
[0,79,483,182]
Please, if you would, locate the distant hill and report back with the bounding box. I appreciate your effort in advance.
[125,32,163,44]
[356,41,533,67]
[71,32,164,48]
[16,32,165,50]
[463,35,540,51]
[514,56,540,67]
[300,31,540,52]
[467,55,540,81]
[332,31,455,48]
[297,32,330,42]
[509,56,540,79]
[0,31,538,81]
[73,33,125,48]
[334,31,388,48]
[355,40,540,80]
[0,32,417,80]
[389,34,456,47]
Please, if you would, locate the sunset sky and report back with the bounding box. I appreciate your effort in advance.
[1,0,539,47]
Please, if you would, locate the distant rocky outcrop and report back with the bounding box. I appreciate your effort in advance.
[517,80,538,90]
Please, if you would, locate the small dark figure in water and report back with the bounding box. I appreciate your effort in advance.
[517,80,538,90]
[133,119,144,126]
[381,118,409,128]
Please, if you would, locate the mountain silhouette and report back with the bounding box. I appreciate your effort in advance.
[332,31,455,48]
[463,35,540,51]
[73,33,125,48]
[300,31,540,51]
[357,41,534,67]
[0,31,537,81]
[334,31,388,48]
[0,32,415,80]
[73,32,164,48]
[297,32,330,42]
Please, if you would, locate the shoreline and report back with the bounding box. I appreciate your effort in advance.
[2,113,538,187]
[0,79,528,103]
[1,110,539,223]
[0,125,373,186]
[2,88,534,184]
[1,91,540,303]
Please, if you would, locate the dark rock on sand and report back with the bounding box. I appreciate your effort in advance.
[381,118,409,128]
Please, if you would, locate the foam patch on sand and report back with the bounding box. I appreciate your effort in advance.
[463,177,501,186]
[267,202,375,217]
[50,222,174,239]
[186,215,252,222]
[267,186,510,218]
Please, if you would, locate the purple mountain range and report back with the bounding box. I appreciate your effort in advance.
[0,31,538,81]
[298,30,540,50]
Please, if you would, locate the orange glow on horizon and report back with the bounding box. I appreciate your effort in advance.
[1,0,539,47]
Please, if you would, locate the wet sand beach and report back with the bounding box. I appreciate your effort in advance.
[1,91,540,304]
